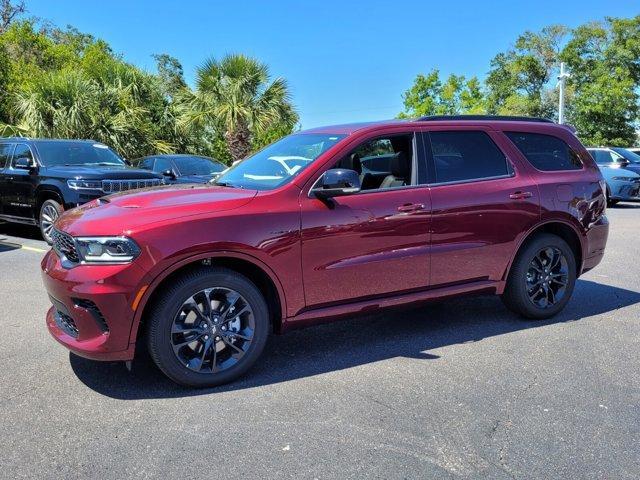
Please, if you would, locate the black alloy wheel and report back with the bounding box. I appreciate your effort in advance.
[147,267,269,387]
[502,233,576,319]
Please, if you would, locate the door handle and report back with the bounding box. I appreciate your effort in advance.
[509,191,532,200]
[397,203,425,212]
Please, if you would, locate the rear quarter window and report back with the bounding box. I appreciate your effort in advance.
[506,132,582,171]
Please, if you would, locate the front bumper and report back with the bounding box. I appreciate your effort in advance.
[41,250,148,361]
[611,182,640,201]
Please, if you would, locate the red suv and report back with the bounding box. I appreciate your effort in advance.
[41,116,609,387]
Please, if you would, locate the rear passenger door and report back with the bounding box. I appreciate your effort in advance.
[423,127,540,287]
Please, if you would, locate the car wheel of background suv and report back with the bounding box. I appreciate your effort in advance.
[605,186,619,208]
[501,233,577,319]
[39,199,63,245]
[146,266,269,387]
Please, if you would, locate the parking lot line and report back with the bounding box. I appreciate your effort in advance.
[0,240,48,254]
[21,245,48,253]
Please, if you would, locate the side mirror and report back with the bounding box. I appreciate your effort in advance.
[313,168,361,199]
[14,157,35,170]
[162,169,176,179]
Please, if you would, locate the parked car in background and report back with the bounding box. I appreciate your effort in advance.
[42,116,608,387]
[0,138,163,243]
[587,147,640,206]
[627,147,640,155]
[135,154,225,184]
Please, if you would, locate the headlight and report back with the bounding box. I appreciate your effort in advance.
[67,179,103,190]
[75,237,140,263]
[612,176,638,182]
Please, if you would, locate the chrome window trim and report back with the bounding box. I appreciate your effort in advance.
[427,172,516,188]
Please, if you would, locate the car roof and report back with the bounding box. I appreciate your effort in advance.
[299,117,569,136]
[1,138,102,144]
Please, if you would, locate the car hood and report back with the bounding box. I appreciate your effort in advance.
[601,165,640,179]
[620,164,640,175]
[56,184,258,236]
[44,165,162,180]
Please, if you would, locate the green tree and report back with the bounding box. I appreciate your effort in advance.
[398,69,485,118]
[7,68,174,158]
[153,53,186,98]
[485,25,568,117]
[180,53,297,162]
[561,16,640,145]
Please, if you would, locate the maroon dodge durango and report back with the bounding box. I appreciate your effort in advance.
[42,115,609,387]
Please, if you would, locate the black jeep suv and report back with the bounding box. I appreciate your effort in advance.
[0,138,163,243]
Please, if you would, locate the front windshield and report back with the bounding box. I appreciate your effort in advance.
[36,141,126,167]
[612,147,640,164]
[177,156,225,175]
[214,133,346,190]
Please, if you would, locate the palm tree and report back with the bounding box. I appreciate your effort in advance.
[4,67,174,158]
[181,54,296,162]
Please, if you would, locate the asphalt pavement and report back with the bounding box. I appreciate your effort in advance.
[0,207,638,479]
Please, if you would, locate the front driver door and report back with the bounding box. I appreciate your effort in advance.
[0,143,16,216]
[3,143,38,220]
[299,131,432,308]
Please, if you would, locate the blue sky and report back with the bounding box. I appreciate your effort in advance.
[26,0,640,128]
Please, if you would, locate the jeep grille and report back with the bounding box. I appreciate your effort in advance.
[101,178,162,194]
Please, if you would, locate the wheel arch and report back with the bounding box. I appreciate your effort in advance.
[504,220,584,283]
[35,185,64,220]
[130,251,287,348]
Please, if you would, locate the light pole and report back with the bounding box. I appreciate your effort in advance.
[557,62,570,124]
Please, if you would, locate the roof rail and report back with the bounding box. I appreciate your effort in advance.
[417,115,554,123]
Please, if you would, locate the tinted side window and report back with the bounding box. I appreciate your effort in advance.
[154,158,174,173]
[11,144,33,168]
[139,158,155,170]
[0,144,15,168]
[506,132,582,171]
[429,131,509,183]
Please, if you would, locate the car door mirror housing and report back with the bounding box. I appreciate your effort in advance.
[14,158,35,170]
[162,169,176,179]
[313,168,361,199]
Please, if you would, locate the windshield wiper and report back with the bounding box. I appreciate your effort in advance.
[213,181,238,188]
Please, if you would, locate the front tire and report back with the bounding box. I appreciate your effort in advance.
[147,267,269,387]
[39,199,63,245]
[501,233,577,319]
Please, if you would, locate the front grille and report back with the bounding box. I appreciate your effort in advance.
[102,178,162,194]
[73,298,109,333]
[51,229,79,263]
[54,310,79,338]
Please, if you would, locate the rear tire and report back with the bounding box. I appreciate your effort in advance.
[39,199,63,245]
[501,233,576,319]
[147,267,269,387]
